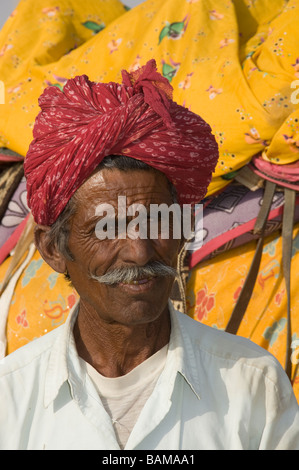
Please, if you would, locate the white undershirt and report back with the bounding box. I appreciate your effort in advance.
[81,344,168,449]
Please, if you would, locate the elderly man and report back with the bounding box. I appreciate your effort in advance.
[0,60,299,450]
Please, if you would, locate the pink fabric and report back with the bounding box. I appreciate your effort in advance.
[189,204,289,269]
[0,154,23,163]
[24,60,219,225]
[250,155,299,190]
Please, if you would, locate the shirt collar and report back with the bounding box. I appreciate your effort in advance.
[168,302,201,400]
[44,302,80,407]
[44,300,201,408]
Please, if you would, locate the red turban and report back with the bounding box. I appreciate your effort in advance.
[24,59,219,225]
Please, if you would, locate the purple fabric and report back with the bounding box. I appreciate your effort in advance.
[0,178,29,247]
[190,184,299,262]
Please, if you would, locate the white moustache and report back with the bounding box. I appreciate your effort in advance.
[89,261,178,285]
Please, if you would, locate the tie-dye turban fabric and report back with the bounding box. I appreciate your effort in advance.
[24,59,219,225]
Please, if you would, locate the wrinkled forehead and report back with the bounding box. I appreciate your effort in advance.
[74,167,174,210]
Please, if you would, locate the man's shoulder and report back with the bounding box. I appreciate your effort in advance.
[0,325,62,378]
[178,311,266,355]
[175,311,286,383]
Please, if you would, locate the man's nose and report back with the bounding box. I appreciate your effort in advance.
[120,236,156,267]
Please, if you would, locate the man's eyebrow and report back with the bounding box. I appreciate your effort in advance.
[83,213,115,228]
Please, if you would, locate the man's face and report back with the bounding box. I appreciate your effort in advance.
[64,168,181,326]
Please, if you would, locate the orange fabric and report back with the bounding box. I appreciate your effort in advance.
[186,223,299,403]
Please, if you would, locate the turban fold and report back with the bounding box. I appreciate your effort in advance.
[24,59,219,225]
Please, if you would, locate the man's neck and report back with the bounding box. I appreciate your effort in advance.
[73,300,171,378]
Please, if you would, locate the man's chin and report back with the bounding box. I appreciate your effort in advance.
[104,279,172,324]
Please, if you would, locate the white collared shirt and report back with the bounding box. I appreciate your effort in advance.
[0,303,298,450]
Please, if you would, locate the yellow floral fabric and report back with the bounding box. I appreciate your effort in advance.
[0,0,298,196]
[0,248,78,355]
[186,223,299,402]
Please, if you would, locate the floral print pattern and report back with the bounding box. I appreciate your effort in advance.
[194,284,215,321]
[187,224,299,402]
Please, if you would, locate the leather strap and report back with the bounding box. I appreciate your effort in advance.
[225,180,277,334]
[282,188,296,381]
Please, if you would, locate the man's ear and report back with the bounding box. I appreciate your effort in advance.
[34,225,67,274]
